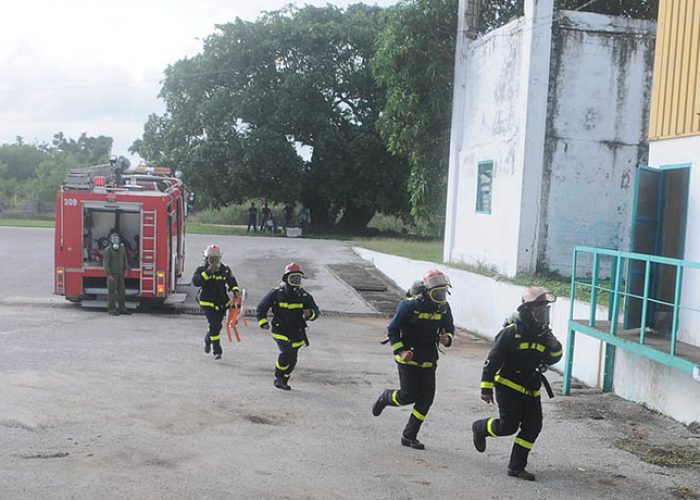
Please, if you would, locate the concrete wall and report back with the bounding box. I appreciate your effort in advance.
[444,10,655,278]
[356,247,700,425]
[649,136,700,348]
[541,12,656,275]
[445,19,527,277]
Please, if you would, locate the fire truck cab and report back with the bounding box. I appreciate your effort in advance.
[54,158,188,307]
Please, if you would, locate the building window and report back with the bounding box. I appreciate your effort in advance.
[476,161,493,214]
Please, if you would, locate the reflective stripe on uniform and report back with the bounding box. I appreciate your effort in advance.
[517,342,546,352]
[291,340,306,348]
[394,354,434,368]
[276,360,290,371]
[494,374,541,397]
[278,302,304,309]
[201,272,210,280]
[309,309,317,320]
[272,333,290,342]
[550,349,563,357]
[209,335,221,341]
[481,381,494,390]
[487,417,498,437]
[259,318,269,326]
[199,301,220,310]
[514,437,533,449]
[417,312,442,320]
[411,409,426,421]
[391,341,404,351]
[391,390,400,406]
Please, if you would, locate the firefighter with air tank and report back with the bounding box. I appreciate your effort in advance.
[371,269,455,450]
[256,263,320,390]
[471,286,563,481]
[192,244,240,360]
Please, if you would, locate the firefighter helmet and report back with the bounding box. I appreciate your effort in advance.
[422,269,450,304]
[283,262,304,287]
[423,269,450,290]
[517,286,556,311]
[203,244,222,260]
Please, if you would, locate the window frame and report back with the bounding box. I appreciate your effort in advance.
[476,160,494,214]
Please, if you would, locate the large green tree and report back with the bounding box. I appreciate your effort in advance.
[133,5,409,232]
[372,0,458,223]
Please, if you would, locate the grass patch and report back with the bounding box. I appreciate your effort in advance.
[0,218,54,228]
[353,238,443,263]
[616,438,700,467]
[187,224,253,236]
[670,486,698,500]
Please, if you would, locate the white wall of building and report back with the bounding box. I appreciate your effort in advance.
[540,13,655,275]
[648,136,700,348]
[444,10,655,278]
[445,19,527,277]
[355,247,700,424]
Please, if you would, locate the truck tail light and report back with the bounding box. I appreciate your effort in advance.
[156,271,166,297]
[56,268,65,294]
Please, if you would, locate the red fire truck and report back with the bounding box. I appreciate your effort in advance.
[54,159,188,306]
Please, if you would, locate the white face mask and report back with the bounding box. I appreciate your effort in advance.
[112,243,119,250]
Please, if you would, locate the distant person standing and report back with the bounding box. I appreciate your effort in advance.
[247,202,258,232]
[103,233,130,315]
[298,206,310,233]
[260,202,272,232]
[283,203,295,228]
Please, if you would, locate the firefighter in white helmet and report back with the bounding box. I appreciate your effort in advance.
[372,269,455,450]
[192,244,240,360]
[471,286,563,481]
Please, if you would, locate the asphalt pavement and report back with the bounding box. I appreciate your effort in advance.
[0,227,698,500]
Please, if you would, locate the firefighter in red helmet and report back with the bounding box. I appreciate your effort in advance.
[471,286,562,481]
[372,269,455,450]
[192,244,240,360]
[256,262,320,390]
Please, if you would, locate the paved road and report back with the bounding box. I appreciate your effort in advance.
[1,227,698,499]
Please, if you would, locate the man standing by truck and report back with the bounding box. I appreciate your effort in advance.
[103,233,129,315]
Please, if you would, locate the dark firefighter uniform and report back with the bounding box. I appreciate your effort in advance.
[472,316,562,479]
[256,280,319,390]
[372,293,454,449]
[192,263,239,358]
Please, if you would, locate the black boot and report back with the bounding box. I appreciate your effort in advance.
[507,469,535,481]
[508,442,534,480]
[204,334,211,354]
[472,420,487,453]
[401,435,425,450]
[274,378,291,391]
[372,390,392,417]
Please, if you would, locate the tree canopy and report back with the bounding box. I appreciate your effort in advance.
[0,134,112,207]
[372,0,458,223]
[133,4,409,232]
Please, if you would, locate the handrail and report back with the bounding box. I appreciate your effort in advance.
[562,246,700,394]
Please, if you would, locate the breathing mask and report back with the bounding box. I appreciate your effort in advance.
[285,272,303,287]
[427,286,449,304]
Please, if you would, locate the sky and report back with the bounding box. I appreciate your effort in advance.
[0,0,398,163]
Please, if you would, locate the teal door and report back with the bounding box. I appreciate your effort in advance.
[625,165,690,332]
